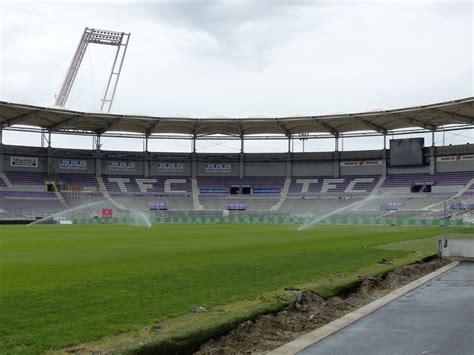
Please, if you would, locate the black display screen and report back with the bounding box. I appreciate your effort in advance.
[389,138,424,166]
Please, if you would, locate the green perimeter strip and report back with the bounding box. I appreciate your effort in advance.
[62,241,442,354]
[72,217,468,227]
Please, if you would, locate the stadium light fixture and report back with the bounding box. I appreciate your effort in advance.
[54,27,130,113]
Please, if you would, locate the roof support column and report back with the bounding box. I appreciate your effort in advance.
[191,154,197,179]
[382,134,387,178]
[333,134,340,178]
[239,136,244,179]
[47,147,53,177]
[41,129,51,148]
[0,128,3,172]
[287,136,291,153]
[93,134,102,150]
[287,152,292,179]
[143,134,150,178]
[191,135,197,179]
[95,134,102,178]
[44,131,53,176]
[430,131,436,176]
[431,130,435,147]
[144,158,150,178]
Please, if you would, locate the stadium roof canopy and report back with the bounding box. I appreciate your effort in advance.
[0,97,473,140]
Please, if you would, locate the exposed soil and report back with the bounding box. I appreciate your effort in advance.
[196,258,449,355]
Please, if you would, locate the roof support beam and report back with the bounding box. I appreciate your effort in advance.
[2,110,39,127]
[274,119,291,138]
[146,118,162,136]
[234,120,245,153]
[95,117,122,135]
[357,118,387,134]
[315,119,338,136]
[47,114,82,131]
[235,119,243,137]
[391,113,436,131]
[192,134,197,153]
[429,108,474,125]
[193,119,201,138]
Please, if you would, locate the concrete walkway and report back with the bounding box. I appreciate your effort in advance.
[296,262,474,355]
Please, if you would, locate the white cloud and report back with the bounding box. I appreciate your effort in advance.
[0,0,472,152]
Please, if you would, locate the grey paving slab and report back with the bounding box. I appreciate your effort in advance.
[298,262,474,355]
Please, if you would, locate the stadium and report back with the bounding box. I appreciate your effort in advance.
[1,5,474,355]
[1,97,474,226]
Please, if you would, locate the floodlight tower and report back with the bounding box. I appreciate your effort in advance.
[54,27,130,112]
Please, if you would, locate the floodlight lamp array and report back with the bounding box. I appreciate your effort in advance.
[86,28,124,46]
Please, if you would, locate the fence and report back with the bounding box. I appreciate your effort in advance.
[72,216,474,227]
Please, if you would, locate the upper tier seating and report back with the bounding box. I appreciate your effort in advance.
[382,171,474,187]
[197,176,285,193]
[1,171,473,220]
[58,174,100,189]
[102,176,192,194]
[5,171,48,185]
[289,176,380,194]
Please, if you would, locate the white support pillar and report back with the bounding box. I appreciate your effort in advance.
[95,156,102,177]
[191,156,197,179]
[95,134,102,177]
[145,135,149,152]
[430,145,436,175]
[144,159,150,178]
[382,134,387,177]
[47,147,53,176]
[239,153,244,178]
[94,134,102,150]
[0,129,3,173]
[334,134,340,178]
[287,152,292,178]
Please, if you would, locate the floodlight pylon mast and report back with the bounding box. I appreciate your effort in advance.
[54,27,130,113]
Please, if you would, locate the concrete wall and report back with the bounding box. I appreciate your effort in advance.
[102,160,145,176]
[441,239,474,259]
[244,162,286,176]
[1,144,473,177]
[340,165,382,176]
[149,161,192,177]
[340,149,384,160]
[196,161,240,177]
[54,158,96,175]
[436,160,474,172]
[292,161,333,176]
[387,166,431,174]
[3,154,48,172]
[436,144,474,155]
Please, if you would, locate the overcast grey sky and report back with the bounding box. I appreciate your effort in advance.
[0,0,473,152]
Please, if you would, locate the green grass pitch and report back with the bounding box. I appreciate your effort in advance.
[0,224,460,353]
